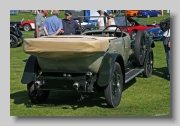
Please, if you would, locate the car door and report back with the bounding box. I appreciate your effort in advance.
[109,36,125,61]
[150,10,155,16]
[122,33,131,64]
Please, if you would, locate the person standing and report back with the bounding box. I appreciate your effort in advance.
[107,13,116,30]
[61,11,79,35]
[34,10,49,38]
[43,10,63,36]
[152,20,157,25]
[97,10,108,30]
[162,29,170,79]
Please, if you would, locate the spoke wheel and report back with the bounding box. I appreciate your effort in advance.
[134,30,146,66]
[10,34,18,48]
[23,24,31,31]
[104,62,123,108]
[143,48,154,78]
[27,82,50,104]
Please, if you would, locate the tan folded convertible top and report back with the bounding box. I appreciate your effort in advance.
[23,35,117,60]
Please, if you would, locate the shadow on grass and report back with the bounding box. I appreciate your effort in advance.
[123,78,136,92]
[153,67,169,80]
[22,59,27,62]
[11,79,137,110]
[10,90,109,109]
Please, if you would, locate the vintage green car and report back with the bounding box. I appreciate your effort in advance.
[21,17,155,108]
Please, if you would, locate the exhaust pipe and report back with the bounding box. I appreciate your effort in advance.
[73,82,80,90]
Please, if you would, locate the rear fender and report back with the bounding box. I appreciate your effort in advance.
[97,53,125,87]
[21,55,40,84]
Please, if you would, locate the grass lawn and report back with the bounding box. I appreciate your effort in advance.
[10,10,170,116]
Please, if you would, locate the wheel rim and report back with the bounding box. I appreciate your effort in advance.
[10,35,17,47]
[24,25,30,31]
[112,70,121,102]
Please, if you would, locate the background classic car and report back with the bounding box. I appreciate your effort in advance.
[138,10,161,18]
[10,22,23,48]
[118,16,159,40]
[124,10,139,17]
[21,18,35,31]
[146,27,164,41]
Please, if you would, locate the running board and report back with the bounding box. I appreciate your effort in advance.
[125,69,144,83]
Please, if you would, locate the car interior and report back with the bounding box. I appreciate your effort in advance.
[83,31,127,38]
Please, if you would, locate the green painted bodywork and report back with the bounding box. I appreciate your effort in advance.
[22,29,132,87]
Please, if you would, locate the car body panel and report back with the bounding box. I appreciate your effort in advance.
[124,10,139,17]
[97,52,125,86]
[146,27,164,41]
[138,10,161,18]
[21,20,35,30]
[119,16,159,38]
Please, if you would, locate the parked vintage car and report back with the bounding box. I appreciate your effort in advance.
[146,27,164,41]
[21,16,155,108]
[124,10,139,17]
[10,18,35,31]
[118,16,159,40]
[10,22,23,48]
[137,10,161,18]
[21,18,35,31]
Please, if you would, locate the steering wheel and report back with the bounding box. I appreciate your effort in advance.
[102,25,123,37]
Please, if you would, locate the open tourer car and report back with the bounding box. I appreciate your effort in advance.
[21,16,155,108]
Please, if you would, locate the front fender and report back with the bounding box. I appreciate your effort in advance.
[97,53,125,87]
[146,39,155,48]
[21,55,40,84]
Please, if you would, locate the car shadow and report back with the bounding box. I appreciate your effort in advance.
[153,67,169,80]
[10,90,109,109]
[11,78,138,109]
[122,78,136,92]
[11,80,137,109]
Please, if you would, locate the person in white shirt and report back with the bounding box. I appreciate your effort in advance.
[162,29,170,79]
[107,13,116,30]
[98,10,108,30]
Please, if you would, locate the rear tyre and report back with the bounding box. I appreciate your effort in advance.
[27,82,50,104]
[134,30,146,66]
[104,62,123,108]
